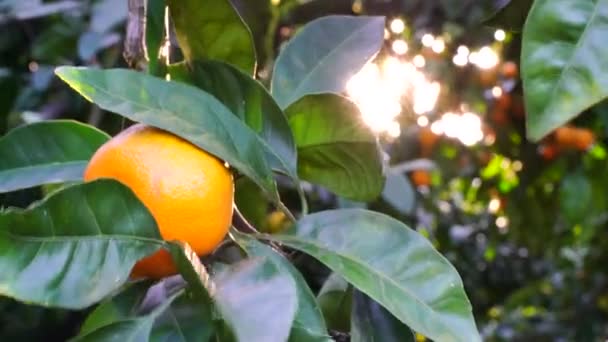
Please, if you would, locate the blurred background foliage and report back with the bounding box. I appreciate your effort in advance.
[1,0,608,340]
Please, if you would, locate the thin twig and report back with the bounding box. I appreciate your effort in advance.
[124,0,147,69]
[232,205,259,234]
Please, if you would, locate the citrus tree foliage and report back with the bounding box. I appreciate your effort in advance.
[0,1,480,341]
[2,0,608,341]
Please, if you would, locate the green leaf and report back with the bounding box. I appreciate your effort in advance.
[168,60,297,178]
[381,170,416,215]
[79,277,214,341]
[560,172,592,224]
[0,180,162,309]
[167,0,256,74]
[351,290,415,342]
[229,0,273,64]
[484,0,533,31]
[78,280,214,341]
[232,232,331,341]
[317,273,352,332]
[145,0,166,76]
[271,15,385,109]
[285,94,385,201]
[262,209,480,342]
[55,66,281,203]
[79,281,154,336]
[235,177,268,229]
[212,257,298,342]
[522,0,608,140]
[0,120,109,193]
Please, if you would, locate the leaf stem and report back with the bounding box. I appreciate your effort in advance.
[232,205,259,234]
[277,201,297,223]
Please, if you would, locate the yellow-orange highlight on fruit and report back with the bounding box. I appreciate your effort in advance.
[84,124,234,279]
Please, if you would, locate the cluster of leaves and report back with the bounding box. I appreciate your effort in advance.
[0,0,482,341]
[3,0,608,340]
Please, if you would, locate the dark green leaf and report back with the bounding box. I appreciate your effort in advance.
[317,273,352,332]
[271,15,385,109]
[235,178,268,229]
[484,0,533,31]
[79,277,214,341]
[167,0,256,74]
[229,0,273,64]
[351,290,415,342]
[0,180,163,309]
[232,232,331,341]
[0,120,109,193]
[560,172,592,224]
[146,0,166,76]
[286,94,385,201]
[381,170,415,215]
[262,209,480,342]
[213,257,298,342]
[79,281,154,336]
[522,0,608,140]
[55,66,281,203]
[168,60,297,179]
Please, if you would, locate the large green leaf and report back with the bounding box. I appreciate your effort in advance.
[232,232,330,341]
[212,257,298,342]
[78,278,214,341]
[262,209,480,342]
[0,180,162,309]
[0,120,109,193]
[55,66,282,203]
[271,15,385,109]
[522,0,608,140]
[167,0,256,74]
[285,94,385,201]
[168,60,297,178]
[351,290,415,342]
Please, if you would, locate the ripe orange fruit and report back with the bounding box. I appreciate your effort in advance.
[500,61,518,78]
[418,127,440,157]
[554,126,595,151]
[410,170,431,187]
[84,124,234,279]
[573,129,595,151]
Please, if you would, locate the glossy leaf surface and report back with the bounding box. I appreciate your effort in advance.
[263,209,480,342]
[522,0,608,140]
[271,16,385,109]
[213,257,298,342]
[0,120,109,193]
[167,0,256,74]
[0,180,162,309]
[56,66,281,202]
[233,232,330,341]
[286,94,384,201]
